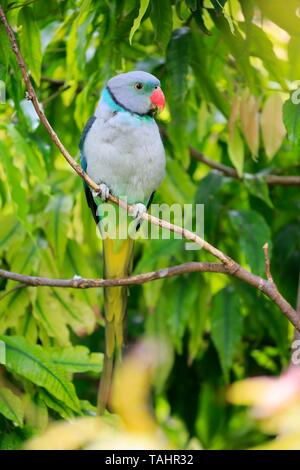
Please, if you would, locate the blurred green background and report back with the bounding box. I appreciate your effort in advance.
[0,0,300,450]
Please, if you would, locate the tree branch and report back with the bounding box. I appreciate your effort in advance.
[263,243,274,283]
[0,263,226,288]
[190,146,300,187]
[0,5,299,332]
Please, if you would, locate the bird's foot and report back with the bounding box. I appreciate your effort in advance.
[92,183,110,202]
[129,202,147,220]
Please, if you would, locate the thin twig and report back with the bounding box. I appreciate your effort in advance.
[0,5,299,332]
[263,243,274,283]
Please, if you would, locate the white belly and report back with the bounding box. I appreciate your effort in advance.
[83,111,166,204]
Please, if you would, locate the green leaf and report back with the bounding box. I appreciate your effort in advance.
[211,287,243,380]
[0,23,9,81]
[228,126,244,178]
[190,27,229,117]
[160,157,196,204]
[7,125,47,181]
[240,23,286,88]
[129,0,150,44]
[33,289,70,346]
[166,275,199,353]
[0,336,81,412]
[188,278,210,362]
[211,10,255,88]
[210,0,227,13]
[48,346,103,374]
[38,389,75,420]
[261,94,286,160]
[229,210,272,276]
[66,0,94,86]
[49,288,96,337]
[283,97,300,143]
[151,0,173,49]
[0,141,29,227]
[45,195,73,268]
[244,177,274,209]
[166,27,191,166]
[0,386,24,427]
[0,215,22,252]
[18,6,42,86]
[167,27,190,104]
[0,178,7,208]
[195,172,223,242]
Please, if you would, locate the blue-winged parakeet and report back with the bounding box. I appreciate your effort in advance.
[79,71,166,413]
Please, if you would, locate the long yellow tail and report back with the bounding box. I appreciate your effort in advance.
[97,236,134,414]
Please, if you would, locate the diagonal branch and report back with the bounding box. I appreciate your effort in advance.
[190,147,300,186]
[0,5,299,331]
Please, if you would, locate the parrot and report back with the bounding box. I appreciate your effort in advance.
[79,71,166,414]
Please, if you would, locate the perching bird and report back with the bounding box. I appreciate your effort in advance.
[79,71,166,413]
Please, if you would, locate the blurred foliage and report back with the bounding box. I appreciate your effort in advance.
[0,0,299,450]
[228,367,300,449]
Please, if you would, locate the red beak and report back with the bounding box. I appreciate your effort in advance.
[150,87,165,112]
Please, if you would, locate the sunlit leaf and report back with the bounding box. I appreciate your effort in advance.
[0,385,24,427]
[18,6,42,86]
[239,90,259,158]
[0,336,81,412]
[261,94,286,160]
[129,0,150,44]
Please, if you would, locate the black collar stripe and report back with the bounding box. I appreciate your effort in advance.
[106,86,154,118]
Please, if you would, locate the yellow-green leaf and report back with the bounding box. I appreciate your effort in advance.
[129,0,150,44]
[261,94,286,160]
[18,6,42,86]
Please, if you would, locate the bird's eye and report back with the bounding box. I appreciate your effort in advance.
[134,82,143,90]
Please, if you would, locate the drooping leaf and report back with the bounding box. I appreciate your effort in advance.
[0,336,81,412]
[45,195,73,269]
[7,125,47,182]
[0,386,24,427]
[244,177,273,209]
[33,289,70,346]
[166,27,191,166]
[228,97,244,177]
[0,141,29,227]
[229,210,272,276]
[261,94,286,160]
[151,0,173,49]
[240,23,286,89]
[166,275,199,353]
[239,90,259,158]
[188,277,211,362]
[211,287,243,380]
[129,0,150,44]
[18,6,42,86]
[48,346,103,374]
[0,23,9,81]
[283,96,300,144]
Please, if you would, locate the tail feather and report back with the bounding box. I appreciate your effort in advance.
[98,236,134,414]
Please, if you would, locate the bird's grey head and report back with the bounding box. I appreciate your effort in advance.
[105,71,165,116]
